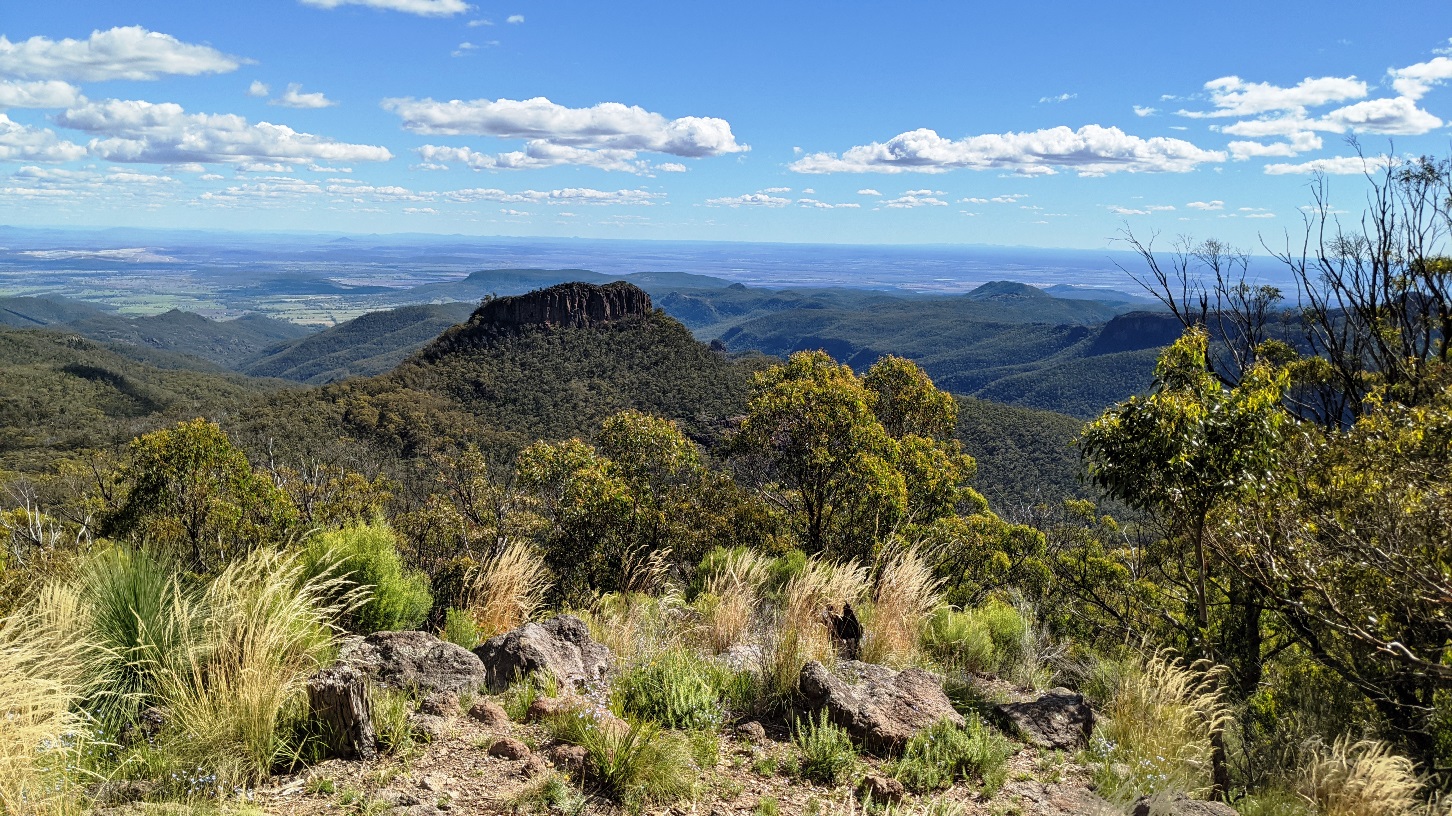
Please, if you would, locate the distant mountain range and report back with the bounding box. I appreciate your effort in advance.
[0,269,1179,418]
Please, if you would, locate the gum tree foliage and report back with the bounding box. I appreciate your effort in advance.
[97,418,297,572]
[733,352,990,561]
[1107,152,1452,777]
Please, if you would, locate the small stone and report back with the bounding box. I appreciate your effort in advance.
[735,720,767,744]
[408,713,449,743]
[419,691,459,718]
[467,699,510,727]
[521,754,549,778]
[524,696,568,723]
[419,773,451,793]
[546,743,589,773]
[859,774,905,805]
[488,737,532,760]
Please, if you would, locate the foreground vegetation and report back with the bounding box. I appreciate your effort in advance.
[2,155,1452,814]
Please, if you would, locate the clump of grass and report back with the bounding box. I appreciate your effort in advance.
[885,716,1011,795]
[459,541,550,640]
[440,607,481,649]
[548,712,696,812]
[793,712,858,784]
[1298,736,1427,816]
[1087,651,1231,800]
[699,547,771,653]
[300,521,432,634]
[586,590,697,661]
[613,647,724,730]
[501,670,559,722]
[370,687,417,755]
[155,547,353,789]
[0,596,94,816]
[506,770,589,815]
[860,547,942,667]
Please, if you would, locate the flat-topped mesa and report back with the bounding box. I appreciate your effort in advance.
[468,281,653,331]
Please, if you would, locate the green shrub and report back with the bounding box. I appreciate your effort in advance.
[68,546,193,731]
[300,521,431,634]
[613,648,724,730]
[506,771,588,815]
[885,716,1011,795]
[441,607,481,649]
[792,712,857,784]
[922,600,1026,676]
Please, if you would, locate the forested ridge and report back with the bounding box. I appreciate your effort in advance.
[2,159,1451,816]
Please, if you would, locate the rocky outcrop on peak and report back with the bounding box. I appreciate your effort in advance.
[469,281,653,332]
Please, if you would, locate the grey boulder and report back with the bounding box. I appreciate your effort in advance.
[474,615,613,692]
[997,687,1094,750]
[338,630,486,695]
[798,660,964,754]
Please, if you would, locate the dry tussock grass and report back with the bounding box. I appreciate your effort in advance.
[0,595,94,816]
[702,548,771,653]
[860,547,942,667]
[1299,736,1428,816]
[761,557,868,701]
[461,541,550,639]
[1094,651,1232,798]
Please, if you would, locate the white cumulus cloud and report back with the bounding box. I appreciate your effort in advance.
[271,83,337,109]
[1263,155,1394,175]
[1187,200,1224,210]
[299,0,470,16]
[507,14,524,23]
[0,79,81,109]
[385,96,748,166]
[1181,75,1368,118]
[417,142,649,173]
[1323,96,1442,135]
[1389,56,1452,100]
[247,80,269,98]
[789,125,1224,175]
[56,98,393,165]
[1227,130,1322,160]
[0,26,240,82]
[0,114,86,162]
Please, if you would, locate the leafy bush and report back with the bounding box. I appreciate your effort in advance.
[441,606,481,649]
[792,712,857,784]
[885,716,1011,795]
[922,599,1026,677]
[613,648,724,730]
[300,521,431,634]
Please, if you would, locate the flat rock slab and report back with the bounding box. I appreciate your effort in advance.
[997,687,1094,750]
[338,631,487,695]
[1131,794,1238,816]
[474,615,613,692]
[798,659,963,755]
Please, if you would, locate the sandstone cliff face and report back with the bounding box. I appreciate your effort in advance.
[468,281,653,331]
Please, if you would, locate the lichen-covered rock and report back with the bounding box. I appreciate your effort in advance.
[408,713,449,743]
[858,774,905,805]
[474,615,613,692]
[418,690,459,718]
[735,720,767,744]
[997,687,1094,750]
[338,631,486,695]
[798,660,963,754]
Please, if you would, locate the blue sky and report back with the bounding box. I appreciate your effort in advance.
[2,0,1450,249]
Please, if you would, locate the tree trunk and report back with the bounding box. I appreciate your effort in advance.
[307,664,377,761]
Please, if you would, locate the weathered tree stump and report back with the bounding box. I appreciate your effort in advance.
[307,663,377,760]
